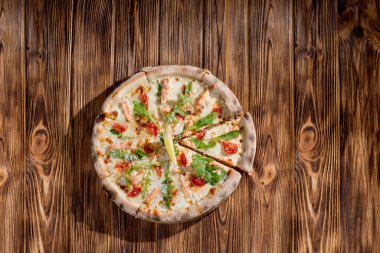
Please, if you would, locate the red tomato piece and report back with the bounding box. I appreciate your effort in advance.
[144,145,154,154]
[127,186,142,197]
[146,122,158,136]
[113,123,127,133]
[182,84,186,94]
[196,130,206,140]
[154,165,163,177]
[175,113,185,120]
[212,106,223,117]
[222,141,238,154]
[141,91,149,109]
[179,153,187,167]
[115,161,131,173]
[191,176,206,186]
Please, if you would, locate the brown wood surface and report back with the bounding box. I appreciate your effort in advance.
[0,0,379,252]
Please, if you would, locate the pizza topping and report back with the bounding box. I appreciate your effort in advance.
[161,78,170,103]
[122,98,133,122]
[163,127,178,166]
[191,176,206,186]
[195,89,209,113]
[154,165,163,177]
[175,113,185,120]
[127,185,142,197]
[133,101,158,126]
[165,82,192,126]
[141,91,150,109]
[162,166,175,209]
[190,154,227,186]
[115,161,132,173]
[109,149,140,161]
[143,145,154,154]
[179,152,187,167]
[222,141,238,154]
[145,188,160,205]
[212,103,223,117]
[189,130,241,149]
[132,169,146,183]
[196,130,206,140]
[146,122,159,136]
[112,123,127,133]
[180,175,192,197]
[141,172,152,199]
[186,112,218,132]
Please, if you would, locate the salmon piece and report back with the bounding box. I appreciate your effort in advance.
[122,98,133,122]
[195,89,209,113]
[161,79,170,103]
[132,169,146,184]
[145,188,160,204]
[180,175,192,197]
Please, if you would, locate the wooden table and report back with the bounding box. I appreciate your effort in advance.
[1,0,379,252]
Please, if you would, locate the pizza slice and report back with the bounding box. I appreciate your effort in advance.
[179,112,256,174]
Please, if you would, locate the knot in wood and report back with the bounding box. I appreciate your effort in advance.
[298,119,318,157]
[260,163,277,186]
[0,166,9,187]
[30,121,50,158]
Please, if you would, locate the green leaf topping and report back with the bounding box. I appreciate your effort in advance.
[157,80,162,102]
[187,112,218,132]
[190,154,226,186]
[162,165,175,209]
[109,129,138,140]
[189,130,241,149]
[109,149,140,161]
[133,101,158,126]
[141,170,152,199]
[165,82,193,126]
[136,148,152,158]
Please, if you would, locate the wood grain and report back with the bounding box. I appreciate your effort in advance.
[0,0,379,252]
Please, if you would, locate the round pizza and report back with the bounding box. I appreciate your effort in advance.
[92,65,256,223]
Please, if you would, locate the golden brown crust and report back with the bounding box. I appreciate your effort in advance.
[237,112,256,174]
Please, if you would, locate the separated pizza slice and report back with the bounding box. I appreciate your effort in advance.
[175,145,241,214]
[142,65,242,137]
[179,112,256,174]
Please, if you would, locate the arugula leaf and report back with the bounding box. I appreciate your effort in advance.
[212,130,241,142]
[133,101,158,126]
[162,165,174,209]
[187,112,218,132]
[109,149,140,161]
[157,80,162,102]
[189,130,241,149]
[165,82,193,126]
[136,148,151,158]
[126,161,160,175]
[159,133,164,145]
[109,129,138,140]
[190,154,226,186]
[141,170,152,199]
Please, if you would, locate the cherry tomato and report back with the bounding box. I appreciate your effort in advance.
[127,186,142,197]
[179,153,187,167]
[113,123,127,133]
[191,176,206,186]
[115,161,131,173]
[141,91,149,109]
[212,106,223,117]
[222,141,238,154]
[175,113,185,120]
[196,130,206,140]
[144,145,154,154]
[146,122,158,136]
[154,165,163,177]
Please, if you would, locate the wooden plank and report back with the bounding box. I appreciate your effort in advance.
[0,0,25,252]
[68,0,115,252]
[245,0,294,252]
[294,0,341,251]
[338,0,380,252]
[25,0,73,251]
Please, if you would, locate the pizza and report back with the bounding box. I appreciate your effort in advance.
[92,65,256,223]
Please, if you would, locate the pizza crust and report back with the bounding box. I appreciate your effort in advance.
[136,204,203,223]
[196,169,242,213]
[237,112,256,174]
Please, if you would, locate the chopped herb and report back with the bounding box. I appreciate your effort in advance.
[159,133,164,145]
[109,129,138,140]
[157,80,162,102]
[190,137,217,149]
[212,130,241,142]
[141,170,152,199]
[133,101,158,126]
[165,82,192,126]
[136,148,151,158]
[190,154,226,186]
[187,112,218,132]
[162,165,174,209]
[109,149,140,161]
[126,161,160,175]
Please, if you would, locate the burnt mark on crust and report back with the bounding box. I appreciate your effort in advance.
[209,188,216,195]
[227,169,233,176]
[96,113,107,123]
[105,111,118,119]
[102,186,117,200]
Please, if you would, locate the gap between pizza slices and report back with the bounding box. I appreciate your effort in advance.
[91,65,256,222]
